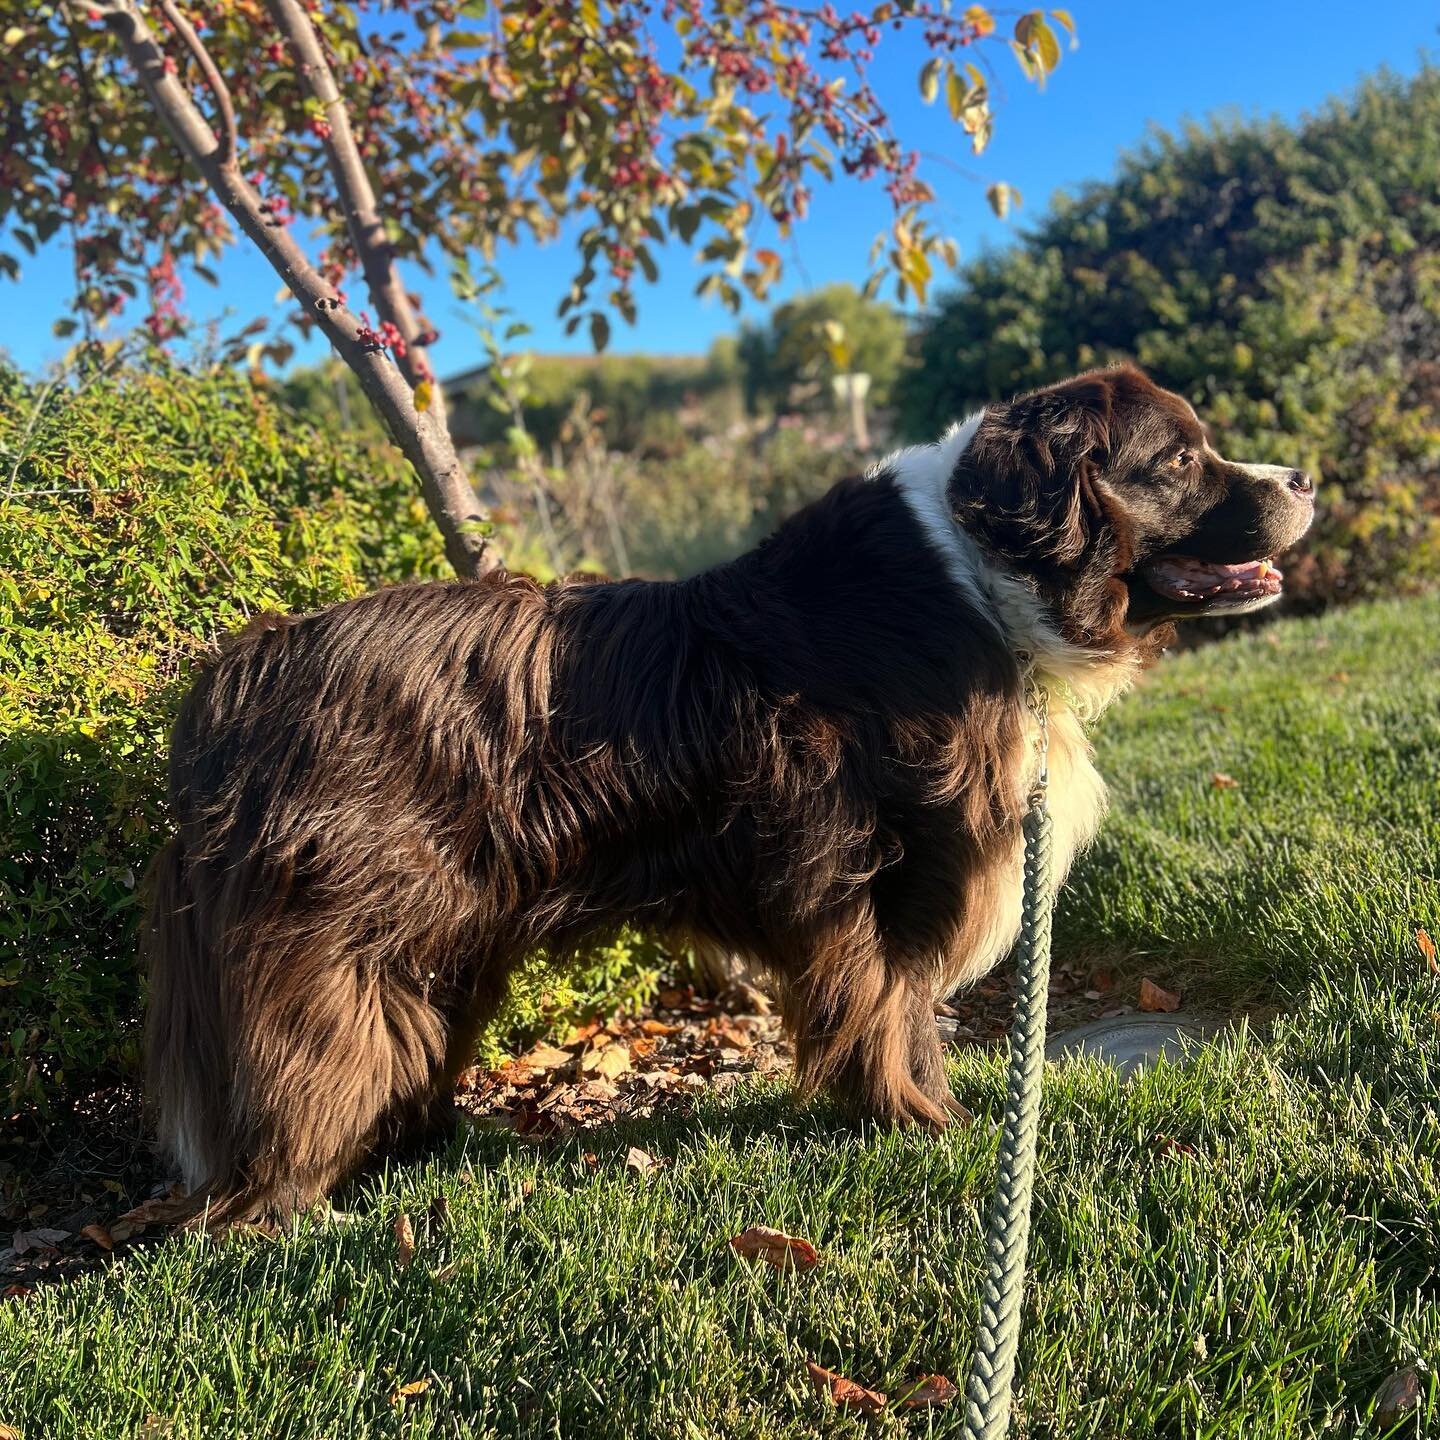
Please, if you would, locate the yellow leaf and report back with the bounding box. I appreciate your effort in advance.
[962,5,995,37]
[413,380,432,412]
[390,1378,431,1404]
[1051,7,1078,45]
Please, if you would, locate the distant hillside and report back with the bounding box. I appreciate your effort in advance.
[446,350,738,455]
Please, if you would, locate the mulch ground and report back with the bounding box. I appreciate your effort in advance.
[2,958,1141,1298]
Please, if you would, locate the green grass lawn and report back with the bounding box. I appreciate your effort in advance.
[4,595,1438,1439]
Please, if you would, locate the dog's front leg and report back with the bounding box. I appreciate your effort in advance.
[778,911,960,1131]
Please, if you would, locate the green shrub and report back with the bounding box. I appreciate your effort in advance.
[0,358,657,1108]
[901,67,1440,610]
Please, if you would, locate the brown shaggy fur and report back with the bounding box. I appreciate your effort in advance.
[143,365,1314,1226]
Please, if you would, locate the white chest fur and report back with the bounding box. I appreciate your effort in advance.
[879,418,1141,988]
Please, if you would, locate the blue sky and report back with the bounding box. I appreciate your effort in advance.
[5,0,1437,378]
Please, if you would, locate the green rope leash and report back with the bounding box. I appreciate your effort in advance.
[960,675,1054,1440]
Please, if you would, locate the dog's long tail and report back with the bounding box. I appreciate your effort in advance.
[144,830,456,1230]
[142,834,235,1224]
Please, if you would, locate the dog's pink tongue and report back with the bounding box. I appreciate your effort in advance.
[1145,555,1282,601]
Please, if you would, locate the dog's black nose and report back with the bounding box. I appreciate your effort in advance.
[1287,470,1314,496]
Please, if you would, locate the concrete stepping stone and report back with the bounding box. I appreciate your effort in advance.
[1044,1012,1226,1077]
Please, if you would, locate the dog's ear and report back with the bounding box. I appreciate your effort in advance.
[949,371,1119,568]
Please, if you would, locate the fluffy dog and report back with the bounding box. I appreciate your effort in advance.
[144,364,1314,1224]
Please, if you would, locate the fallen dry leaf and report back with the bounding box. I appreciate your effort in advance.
[1418,928,1438,975]
[1151,1132,1198,1160]
[394,1211,416,1270]
[713,1020,755,1052]
[117,1185,188,1229]
[80,1223,114,1252]
[625,1146,659,1177]
[518,1042,575,1071]
[805,1361,886,1415]
[390,1377,431,1405]
[896,1374,959,1410]
[585,1042,632,1080]
[1211,772,1239,790]
[1138,978,1181,1013]
[10,1227,69,1257]
[1373,1367,1421,1428]
[639,1018,681,1037]
[730,1225,820,1273]
[513,1104,560,1138]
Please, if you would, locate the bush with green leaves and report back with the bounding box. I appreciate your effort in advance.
[901,67,1440,609]
[738,282,909,415]
[0,359,658,1108]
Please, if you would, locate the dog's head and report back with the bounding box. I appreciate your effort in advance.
[949,365,1315,647]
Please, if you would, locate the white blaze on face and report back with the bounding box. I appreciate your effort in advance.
[1235,462,1300,491]
[1206,445,1295,487]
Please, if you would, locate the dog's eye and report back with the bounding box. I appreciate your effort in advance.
[1171,448,1198,470]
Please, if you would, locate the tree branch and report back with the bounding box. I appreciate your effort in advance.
[95,0,498,578]
[154,0,237,169]
[264,0,447,424]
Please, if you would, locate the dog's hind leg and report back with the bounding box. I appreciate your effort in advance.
[214,951,453,1229]
[147,856,461,1227]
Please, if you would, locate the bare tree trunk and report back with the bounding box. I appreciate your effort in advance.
[99,0,500,579]
[264,0,449,428]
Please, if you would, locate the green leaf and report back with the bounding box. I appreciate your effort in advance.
[919,57,942,106]
[590,312,610,352]
[1033,18,1061,72]
[946,69,966,123]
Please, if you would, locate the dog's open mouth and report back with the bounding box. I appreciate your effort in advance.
[1142,554,1283,606]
